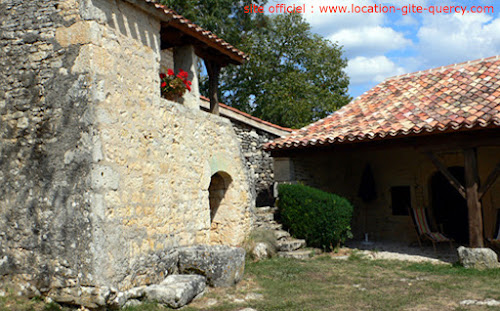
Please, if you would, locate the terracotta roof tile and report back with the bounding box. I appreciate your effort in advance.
[266,56,500,151]
[140,0,247,63]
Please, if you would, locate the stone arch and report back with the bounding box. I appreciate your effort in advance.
[205,153,252,246]
[208,171,232,224]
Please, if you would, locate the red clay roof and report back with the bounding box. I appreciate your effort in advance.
[266,55,500,151]
[141,0,247,64]
[199,96,293,133]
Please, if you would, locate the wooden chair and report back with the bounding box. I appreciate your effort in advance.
[409,207,454,253]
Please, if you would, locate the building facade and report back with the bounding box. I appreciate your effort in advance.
[0,0,255,304]
[267,57,500,248]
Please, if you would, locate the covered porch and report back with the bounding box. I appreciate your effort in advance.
[266,57,500,252]
[271,129,500,249]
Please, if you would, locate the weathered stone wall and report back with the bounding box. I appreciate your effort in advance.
[232,121,276,207]
[0,0,95,298]
[94,97,254,290]
[1,0,254,303]
[60,0,253,291]
[282,146,500,243]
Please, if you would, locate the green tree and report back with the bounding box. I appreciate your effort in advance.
[161,1,350,128]
[161,0,268,47]
[222,14,350,128]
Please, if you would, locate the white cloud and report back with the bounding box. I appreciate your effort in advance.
[266,0,384,35]
[347,56,407,84]
[395,15,420,27]
[329,26,412,57]
[265,0,500,99]
[417,13,500,67]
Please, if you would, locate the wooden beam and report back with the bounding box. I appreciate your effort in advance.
[464,148,484,248]
[425,152,466,198]
[478,161,500,199]
[204,60,221,115]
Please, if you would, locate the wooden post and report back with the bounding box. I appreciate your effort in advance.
[204,59,221,115]
[464,148,484,248]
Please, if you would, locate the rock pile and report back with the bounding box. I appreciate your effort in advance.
[59,245,246,309]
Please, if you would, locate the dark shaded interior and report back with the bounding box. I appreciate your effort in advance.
[431,166,469,244]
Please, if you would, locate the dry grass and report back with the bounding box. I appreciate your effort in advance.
[184,254,500,311]
[2,254,500,311]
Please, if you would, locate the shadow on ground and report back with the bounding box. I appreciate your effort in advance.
[346,240,459,264]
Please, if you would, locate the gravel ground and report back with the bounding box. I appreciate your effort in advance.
[345,240,459,264]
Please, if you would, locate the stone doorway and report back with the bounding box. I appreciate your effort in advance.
[431,166,469,244]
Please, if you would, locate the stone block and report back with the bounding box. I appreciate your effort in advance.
[252,242,271,260]
[90,165,120,190]
[178,245,245,287]
[144,275,206,309]
[277,238,306,252]
[457,246,500,269]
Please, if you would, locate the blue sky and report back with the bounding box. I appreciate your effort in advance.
[266,0,500,98]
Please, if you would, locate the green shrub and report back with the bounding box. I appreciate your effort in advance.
[277,183,353,251]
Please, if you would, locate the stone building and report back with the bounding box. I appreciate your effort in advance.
[0,0,257,306]
[267,56,500,248]
[200,97,292,207]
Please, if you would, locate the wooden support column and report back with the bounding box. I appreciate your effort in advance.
[464,148,484,248]
[204,59,221,115]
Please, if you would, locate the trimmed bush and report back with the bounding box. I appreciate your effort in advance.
[277,183,353,251]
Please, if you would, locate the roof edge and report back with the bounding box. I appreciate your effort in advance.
[199,96,293,137]
[264,120,500,151]
[125,0,247,64]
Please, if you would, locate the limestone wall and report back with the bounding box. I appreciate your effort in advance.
[232,121,277,207]
[0,0,95,297]
[0,0,253,302]
[284,145,500,243]
[62,0,253,291]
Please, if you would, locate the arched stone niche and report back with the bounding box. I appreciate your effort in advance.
[207,154,252,246]
[209,171,232,224]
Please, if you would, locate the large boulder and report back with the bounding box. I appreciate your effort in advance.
[457,246,500,269]
[178,245,245,287]
[144,275,206,309]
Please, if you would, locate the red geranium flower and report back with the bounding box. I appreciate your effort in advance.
[160,68,192,100]
[178,69,189,79]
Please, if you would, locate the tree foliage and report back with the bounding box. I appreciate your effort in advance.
[161,0,268,47]
[222,14,350,128]
[161,1,351,128]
